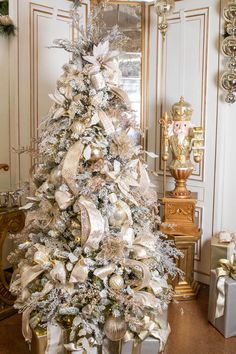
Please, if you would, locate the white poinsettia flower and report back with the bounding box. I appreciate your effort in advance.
[83,40,120,79]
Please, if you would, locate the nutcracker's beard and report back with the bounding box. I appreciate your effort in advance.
[177,131,186,145]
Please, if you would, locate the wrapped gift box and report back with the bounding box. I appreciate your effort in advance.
[31,331,161,354]
[210,236,235,269]
[208,270,236,338]
[103,337,160,354]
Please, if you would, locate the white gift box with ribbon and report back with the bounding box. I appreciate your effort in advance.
[208,269,236,338]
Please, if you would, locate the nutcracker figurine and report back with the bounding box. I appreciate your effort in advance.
[160,97,204,300]
[161,96,204,198]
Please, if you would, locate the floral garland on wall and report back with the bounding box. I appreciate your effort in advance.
[0,0,16,36]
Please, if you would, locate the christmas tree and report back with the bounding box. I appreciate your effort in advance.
[9,5,181,353]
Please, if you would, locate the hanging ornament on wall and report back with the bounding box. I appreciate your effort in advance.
[221,0,236,104]
[154,0,175,38]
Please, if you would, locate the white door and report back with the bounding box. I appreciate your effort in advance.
[8,0,88,189]
[145,0,221,283]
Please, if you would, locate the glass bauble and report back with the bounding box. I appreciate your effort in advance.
[228,57,236,70]
[226,22,236,36]
[109,204,128,227]
[154,0,175,16]
[104,316,127,341]
[226,92,236,104]
[221,71,236,92]
[222,36,236,57]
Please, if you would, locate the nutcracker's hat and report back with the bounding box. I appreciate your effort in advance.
[171,96,193,121]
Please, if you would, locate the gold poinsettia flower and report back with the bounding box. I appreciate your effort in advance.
[97,236,126,263]
[110,131,134,159]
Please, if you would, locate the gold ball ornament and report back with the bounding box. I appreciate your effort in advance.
[109,274,124,291]
[104,316,127,342]
[75,236,81,244]
[162,153,169,161]
[90,146,104,161]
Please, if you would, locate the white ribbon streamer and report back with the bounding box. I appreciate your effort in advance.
[79,196,105,250]
[215,276,226,318]
[46,323,65,354]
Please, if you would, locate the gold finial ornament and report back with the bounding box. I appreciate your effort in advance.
[171,96,193,122]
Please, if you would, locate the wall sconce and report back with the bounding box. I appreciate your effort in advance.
[221,0,236,103]
[154,0,175,38]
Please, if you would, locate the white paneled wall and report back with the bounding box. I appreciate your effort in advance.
[1,0,88,191]
[0,35,11,191]
[145,0,221,283]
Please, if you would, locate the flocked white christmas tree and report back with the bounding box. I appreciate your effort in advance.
[9,4,182,353]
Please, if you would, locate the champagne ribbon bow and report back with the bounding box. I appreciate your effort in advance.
[215,256,236,319]
[104,160,143,206]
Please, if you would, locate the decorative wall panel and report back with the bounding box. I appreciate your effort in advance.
[145,0,221,283]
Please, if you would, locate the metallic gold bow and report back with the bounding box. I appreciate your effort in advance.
[216,256,236,280]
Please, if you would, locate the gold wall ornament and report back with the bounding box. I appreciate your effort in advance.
[104,316,127,342]
[154,0,175,38]
[160,97,204,199]
[221,0,236,103]
[0,207,25,319]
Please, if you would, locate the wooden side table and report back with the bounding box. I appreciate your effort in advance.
[0,208,25,320]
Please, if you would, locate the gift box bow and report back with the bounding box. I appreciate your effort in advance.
[216,256,236,280]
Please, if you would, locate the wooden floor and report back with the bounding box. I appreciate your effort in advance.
[0,285,236,354]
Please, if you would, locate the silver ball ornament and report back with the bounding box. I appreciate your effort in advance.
[50,168,62,185]
[109,204,128,227]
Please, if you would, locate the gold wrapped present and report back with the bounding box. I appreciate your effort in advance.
[31,327,72,354]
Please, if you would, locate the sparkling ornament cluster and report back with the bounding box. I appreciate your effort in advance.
[9,6,182,353]
[221,0,236,103]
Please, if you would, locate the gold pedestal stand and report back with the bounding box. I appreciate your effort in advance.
[160,193,201,300]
